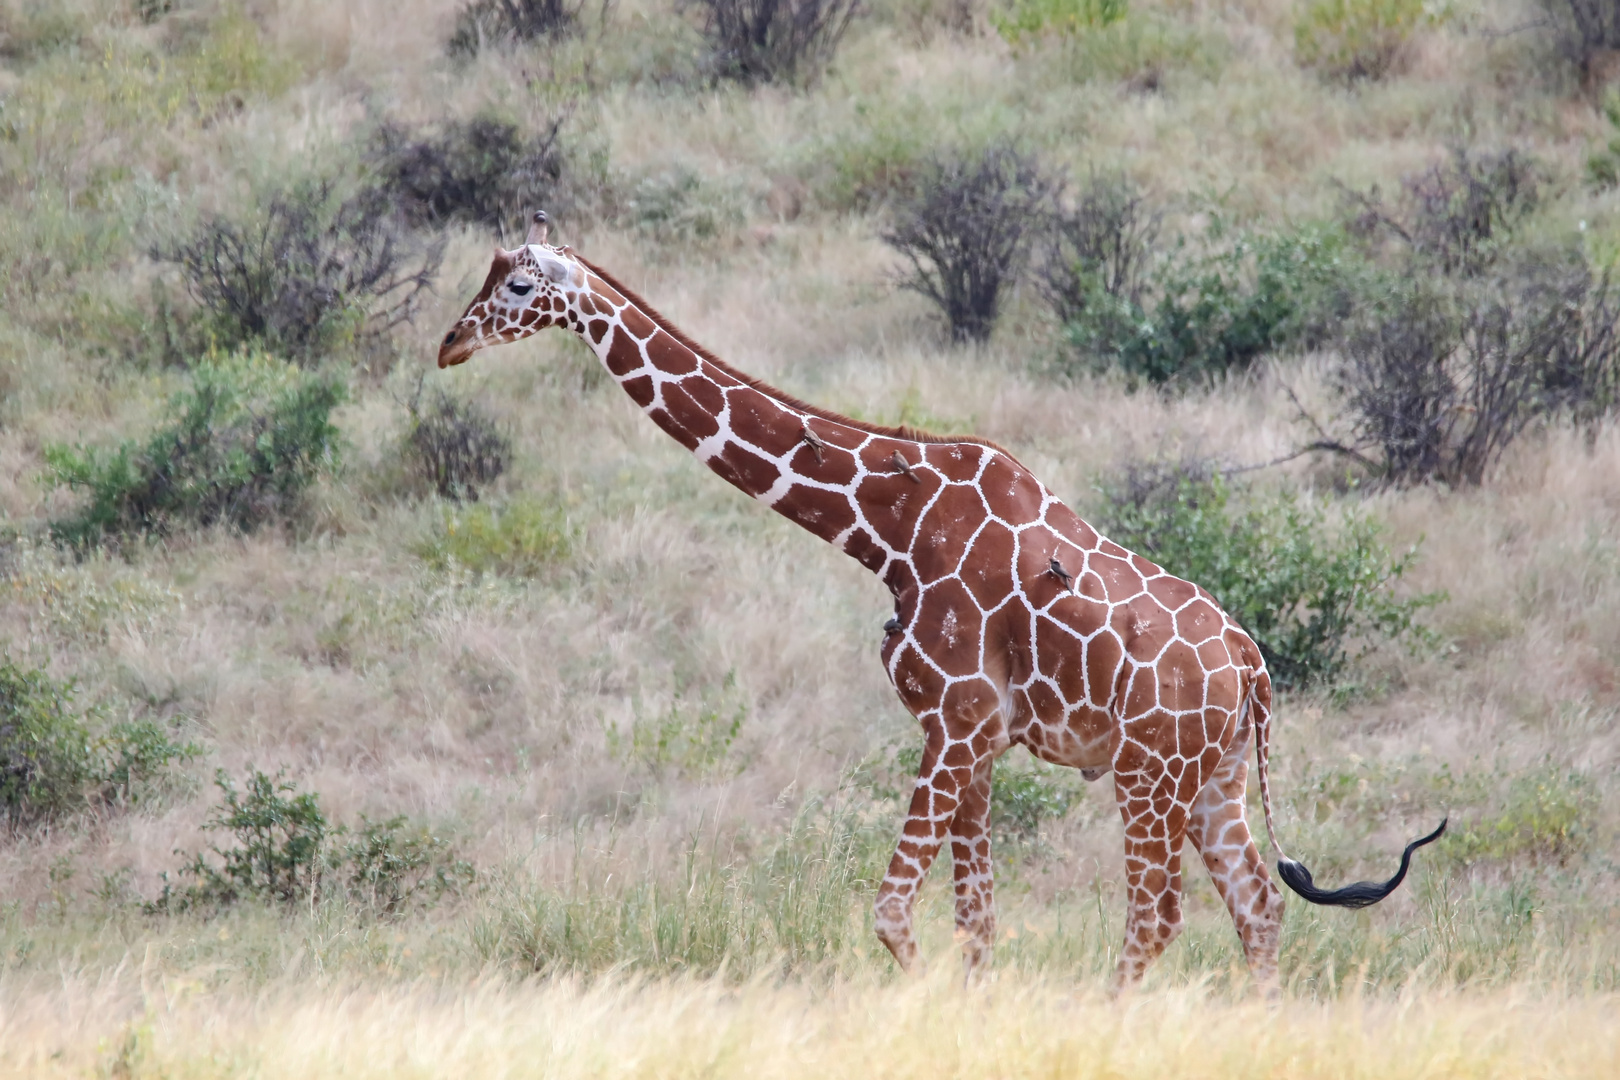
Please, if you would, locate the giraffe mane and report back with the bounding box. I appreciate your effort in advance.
[577,255,1022,462]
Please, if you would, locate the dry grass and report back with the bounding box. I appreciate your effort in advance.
[3,972,1618,1079]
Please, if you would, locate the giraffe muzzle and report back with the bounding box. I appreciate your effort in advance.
[438,326,478,368]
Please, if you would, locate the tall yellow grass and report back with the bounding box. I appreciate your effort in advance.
[4,971,1618,1079]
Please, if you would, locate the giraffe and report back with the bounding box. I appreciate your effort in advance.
[439,212,1447,990]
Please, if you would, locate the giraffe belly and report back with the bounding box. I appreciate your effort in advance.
[1002,586,1125,773]
[1015,701,1114,772]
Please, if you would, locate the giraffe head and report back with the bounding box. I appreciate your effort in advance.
[438,211,588,368]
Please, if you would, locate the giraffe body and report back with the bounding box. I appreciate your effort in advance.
[440,224,1438,989]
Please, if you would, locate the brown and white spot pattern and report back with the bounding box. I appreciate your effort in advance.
[440,241,1291,990]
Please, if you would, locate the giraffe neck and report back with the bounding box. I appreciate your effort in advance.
[570,270,1010,598]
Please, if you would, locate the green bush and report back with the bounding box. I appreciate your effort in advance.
[878,742,1080,848]
[1096,468,1439,688]
[170,768,331,907]
[608,672,748,780]
[1294,0,1425,81]
[155,768,472,914]
[1586,93,1620,192]
[1061,221,1374,383]
[1439,765,1598,866]
[344,815,475,916]
[992,0,1127,42]
[615,167,749,245]
[0,659,95,825]
[415,496,572,577]
[45,353,344,547]
[0,658,196,826]
[990,755,1081,845]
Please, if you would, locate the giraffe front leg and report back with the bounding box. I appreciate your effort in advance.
[948,755,996,982]
[873,717,963,973]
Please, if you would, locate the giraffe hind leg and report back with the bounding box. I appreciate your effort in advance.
[947,754,996,981]
[1110,760,1190,992]
[1187,738,1285,991]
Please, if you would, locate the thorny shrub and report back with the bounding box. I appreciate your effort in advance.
[447,0,586,56]
[0,657,196,827]
[368,115,570,240]
[1337,261,1620,486]
[1344,148,1541,278]
[45,353,344,547]
[883,144,1060,343]
[404,384,513,501]
[1539,0,1620,77]
[1035,170,1158,336]
[153,768,472,915]
[1096,463,1438,688]
[155,179,443,361]
[691,0,864,85]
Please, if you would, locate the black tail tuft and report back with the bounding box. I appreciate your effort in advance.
[1276,818,1447,909]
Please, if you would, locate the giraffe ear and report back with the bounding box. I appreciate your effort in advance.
[536,250,582,287]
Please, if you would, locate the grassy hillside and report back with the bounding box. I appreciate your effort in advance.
[1,0,1619,1067]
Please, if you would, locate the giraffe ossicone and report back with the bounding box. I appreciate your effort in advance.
[439,218,1446,990]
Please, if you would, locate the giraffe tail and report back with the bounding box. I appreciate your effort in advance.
[1247,664,1447,910]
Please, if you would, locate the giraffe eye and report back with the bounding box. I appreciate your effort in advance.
[509,281,533,296]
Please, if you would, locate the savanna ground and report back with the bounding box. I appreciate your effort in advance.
[1,0,1619,1074]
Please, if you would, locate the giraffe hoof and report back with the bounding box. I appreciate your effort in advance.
[1081,766,1109,782]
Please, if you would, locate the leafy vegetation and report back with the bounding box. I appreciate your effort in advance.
[154,768,472,915]
[991,0,1127,43]
[989,754,1082,846]
[415,497,573,577]
[1096,466,1438,687]
[1585,92,1620,191]
[0,658,195,827]
[608,673,748,779]
[1293,0,1427,82]
[1440,764,1599,865]
[614,167,750,244]
[1057,220,1374,383]
[45,354,344,547]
